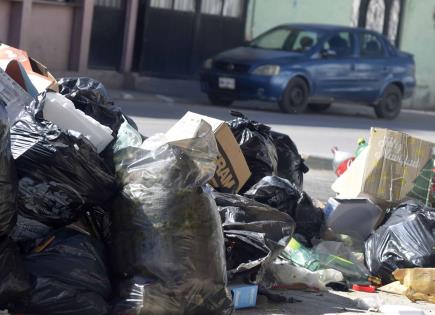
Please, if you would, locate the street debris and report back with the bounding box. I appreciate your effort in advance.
[0,43,434,315]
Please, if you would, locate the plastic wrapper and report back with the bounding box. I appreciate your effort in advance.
[0,238,31,307]
[0,104,17,237]
[10,94,116,227]
[111,276,154,315]
[281,239,369,282]
[213,191,295,282]
[244,176,324,245]
[228,111,278,192]
[262,259,344,291]
[365,200,435,283]
[313,241,369,282]
[18,228,111,315]
[270,131,308,188]
[111,121,233,315]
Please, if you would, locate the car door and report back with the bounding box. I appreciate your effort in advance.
[307,31,358,101]
[352,32,390,102]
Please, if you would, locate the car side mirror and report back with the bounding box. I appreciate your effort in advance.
[320,48,337,58]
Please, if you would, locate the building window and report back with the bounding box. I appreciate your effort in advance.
[388,0,401,43]
[150,0,173,9]
[223,0,243,17]
[201,0,242,17]
[173,0,195,12]
[357,0,405,46]
[201,0,222,15]
[366,0,385,34]
[95,0,122,8]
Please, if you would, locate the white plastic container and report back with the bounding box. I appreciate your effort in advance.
[43,92,113,153]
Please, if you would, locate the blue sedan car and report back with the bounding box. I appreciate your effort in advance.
[200,24,415,119]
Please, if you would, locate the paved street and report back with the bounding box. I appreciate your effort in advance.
[115,91,435,160]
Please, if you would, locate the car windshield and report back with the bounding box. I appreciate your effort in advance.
[250,27,322,52]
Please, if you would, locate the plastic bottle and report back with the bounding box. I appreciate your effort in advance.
[281,238,320,271]
[355,138,368,157]
[43,92,113,153]
[331,147,354,177]
[331,147,353,170]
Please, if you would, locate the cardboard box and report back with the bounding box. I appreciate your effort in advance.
[332,128,434,204]
[228,284,258,309]
[0,43,58,96]
[166,112,251,193]
[0,67,34,123]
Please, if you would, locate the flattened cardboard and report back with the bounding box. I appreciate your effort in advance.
[333,128,434,204]
[166,112,251,193]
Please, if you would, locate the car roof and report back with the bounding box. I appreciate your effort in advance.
[275,23,374,33]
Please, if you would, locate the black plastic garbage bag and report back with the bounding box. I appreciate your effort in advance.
[213,191,295,282]
[244,176,302,217]
[244,176,324,246]
[228,111,278,192]
[270,131,308,188]
[365,200,435,283]
[58,77,141,172]
[18,228,111,315]
[58,77,124,135]
[111,121,233,315]
[0,238,31,307]
[0,104,17,237]
[293,192,325,246]
[10,95,116,227]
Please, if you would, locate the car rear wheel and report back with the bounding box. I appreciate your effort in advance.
[308,103,331,112]
[279,77,309,114]
[374,85,402,119]
[207,93,233,107]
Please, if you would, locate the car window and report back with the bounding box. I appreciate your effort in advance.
[360,33,385,58]
[288,31,318,52]
[323,32,355,58]
[250,28,321,52]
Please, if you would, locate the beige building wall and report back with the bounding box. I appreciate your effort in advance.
[27,2,75,70]
[0,1,11,42]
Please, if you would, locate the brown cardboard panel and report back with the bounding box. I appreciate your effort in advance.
[362,128,433,203]
[0,43,58,94]
[333,128,434,205]
[166,111,251,193]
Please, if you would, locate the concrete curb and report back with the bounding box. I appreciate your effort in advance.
[303,155,333,171]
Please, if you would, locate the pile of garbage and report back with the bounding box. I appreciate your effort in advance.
[0,43,434,315]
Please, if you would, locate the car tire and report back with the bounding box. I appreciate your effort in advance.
[308,103,331,112]
[374,85,402,119]
[207,93,233,107]
[279,77,309,114]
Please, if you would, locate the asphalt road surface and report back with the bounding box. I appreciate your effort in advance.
[116,94,435,160]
